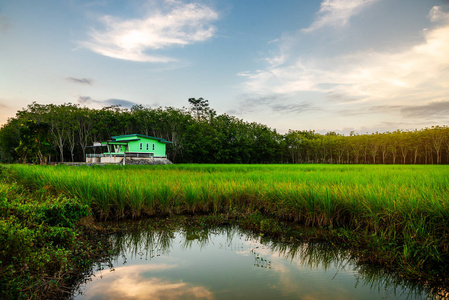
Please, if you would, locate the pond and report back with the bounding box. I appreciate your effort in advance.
[73,225,431,300]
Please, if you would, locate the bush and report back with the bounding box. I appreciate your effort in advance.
[0,181,98,299]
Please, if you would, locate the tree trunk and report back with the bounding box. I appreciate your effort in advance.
[59,146,64,163]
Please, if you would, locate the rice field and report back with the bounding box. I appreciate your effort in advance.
[3,163,449,282]
[5,164,448,223]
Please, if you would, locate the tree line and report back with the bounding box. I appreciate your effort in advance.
[0,100,448,164]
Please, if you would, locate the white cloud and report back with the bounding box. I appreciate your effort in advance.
[302,0,379,33]
[240,6,449,111]
[80,0,218,62]
[429,5,449,23]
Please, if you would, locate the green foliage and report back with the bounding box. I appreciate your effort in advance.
[0,178,108,299]
[1,101,448,164]
[0,118,21,163]
[188,97,216,120]
[14,119,53,164]
[38,199,90,228]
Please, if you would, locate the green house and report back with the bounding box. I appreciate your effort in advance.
[102,134,171,158]
[86,134,172,163]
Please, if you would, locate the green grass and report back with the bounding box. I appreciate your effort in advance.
[2,163,449,287]
[5,164,448,224]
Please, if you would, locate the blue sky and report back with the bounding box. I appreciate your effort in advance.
[1,0,448,134]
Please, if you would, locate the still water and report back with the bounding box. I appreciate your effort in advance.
[73,225,430,300]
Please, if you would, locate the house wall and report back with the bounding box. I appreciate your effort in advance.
[101,156,124,163]
[86,157,101,163]
[115,135,167,157]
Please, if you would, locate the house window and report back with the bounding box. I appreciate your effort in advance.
[152,143,155,150]
[146,143,149,150]
[140,143,142,150]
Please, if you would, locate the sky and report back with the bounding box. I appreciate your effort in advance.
[1,0,448,134]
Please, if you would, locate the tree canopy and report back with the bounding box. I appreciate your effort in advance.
[0,100,448,164]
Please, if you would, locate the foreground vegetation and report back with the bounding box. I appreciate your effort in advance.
[1,101,448,164]
[2,163,449,294]
[0,175,113,299]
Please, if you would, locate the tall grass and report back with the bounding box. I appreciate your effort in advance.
[4,164,448,225]
[3,164,449,279]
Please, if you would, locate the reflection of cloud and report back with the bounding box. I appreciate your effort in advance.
[77,96,138,108]
[303,0,379,33]
[80,0,218,62]
[238,239,358,300]
[76,228,427,300]
[83,264,214,300]
[66,77,93,85]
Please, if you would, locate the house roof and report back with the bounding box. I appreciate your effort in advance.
[111,134,172,144]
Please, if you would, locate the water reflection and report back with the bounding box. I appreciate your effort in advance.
[82,265,214,300]
[73,225,434,300]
